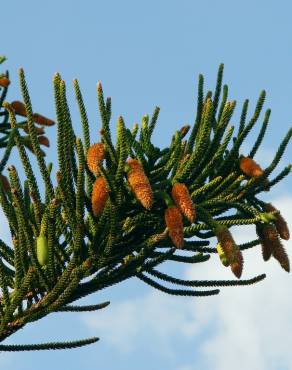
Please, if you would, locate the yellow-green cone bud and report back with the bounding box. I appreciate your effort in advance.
[259,212,277,223]
[36,234,49,266]
[216,242,230,267]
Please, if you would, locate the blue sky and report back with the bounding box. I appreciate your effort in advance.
[0,1,292,369]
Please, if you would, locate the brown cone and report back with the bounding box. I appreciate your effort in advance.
[171,182,196,223]
[91,176,109,216]
[239,156,263,177]
[164,205,184,249]
[87,142,106,176]
[272,241,290,272]
[127,159,153,210]
[264,203,290,240]
[0,77,10,88]
[0,174,11,193]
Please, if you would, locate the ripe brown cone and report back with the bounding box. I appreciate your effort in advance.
[11,101,27,116]
[164,205,184,249]
[91,176,109,216]
[23,125,45,135]
[215,225,243,278]
[272,241,290,272]
[256,222,273,261]
[127,159,153,210]
[0,77,10,88]
[37,136,50,147]
[231,248,244,279]
[11,101,55,126]
[24,142,46,157]
[171,182,196,223]
[87,142,106,176]
[0,174,11,193]
[32,113,55,126]
[239,156,263,177]
[264,203,290,240]
[256,222,290,271]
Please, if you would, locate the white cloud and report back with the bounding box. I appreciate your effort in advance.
[81,195,292,370]
[81,289,202,359]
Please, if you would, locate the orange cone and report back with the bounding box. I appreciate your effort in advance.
[127,159,153,210]
[87,142,106,176]
[171,182,196,223]
[164,205,184,249]
[91,176,109,216]
[239,156,263,177]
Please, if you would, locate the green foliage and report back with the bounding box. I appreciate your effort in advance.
[0,62,291,351]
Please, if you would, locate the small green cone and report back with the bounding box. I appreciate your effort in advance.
[36,234,49,266]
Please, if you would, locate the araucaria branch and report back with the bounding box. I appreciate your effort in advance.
[0,62,291,351]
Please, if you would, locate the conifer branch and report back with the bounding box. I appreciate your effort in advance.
[0,62,290,350]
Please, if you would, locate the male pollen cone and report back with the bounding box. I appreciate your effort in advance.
[127,159,153,210]
[164,205,184,249]
[171,182,196,223]
[264,203,290,240]
[32,113,55,126]
[37,136,50,147]
[215,225,243,278]
[0,77,10,88]
[11,101,26,116]
[23,126,45,135]
[239,156,263,177]
[0,174,11,193]
[11,101,55,126]
[230,249,244,279]
[272,241,290,272]
[256,223,280,261]
[91,176,109,216]
[87,142,106,176]
[255,222,290,271]
[256,223,273,261]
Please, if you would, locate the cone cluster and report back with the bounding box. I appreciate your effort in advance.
[86,142,109,216]
[163,182,195,249]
